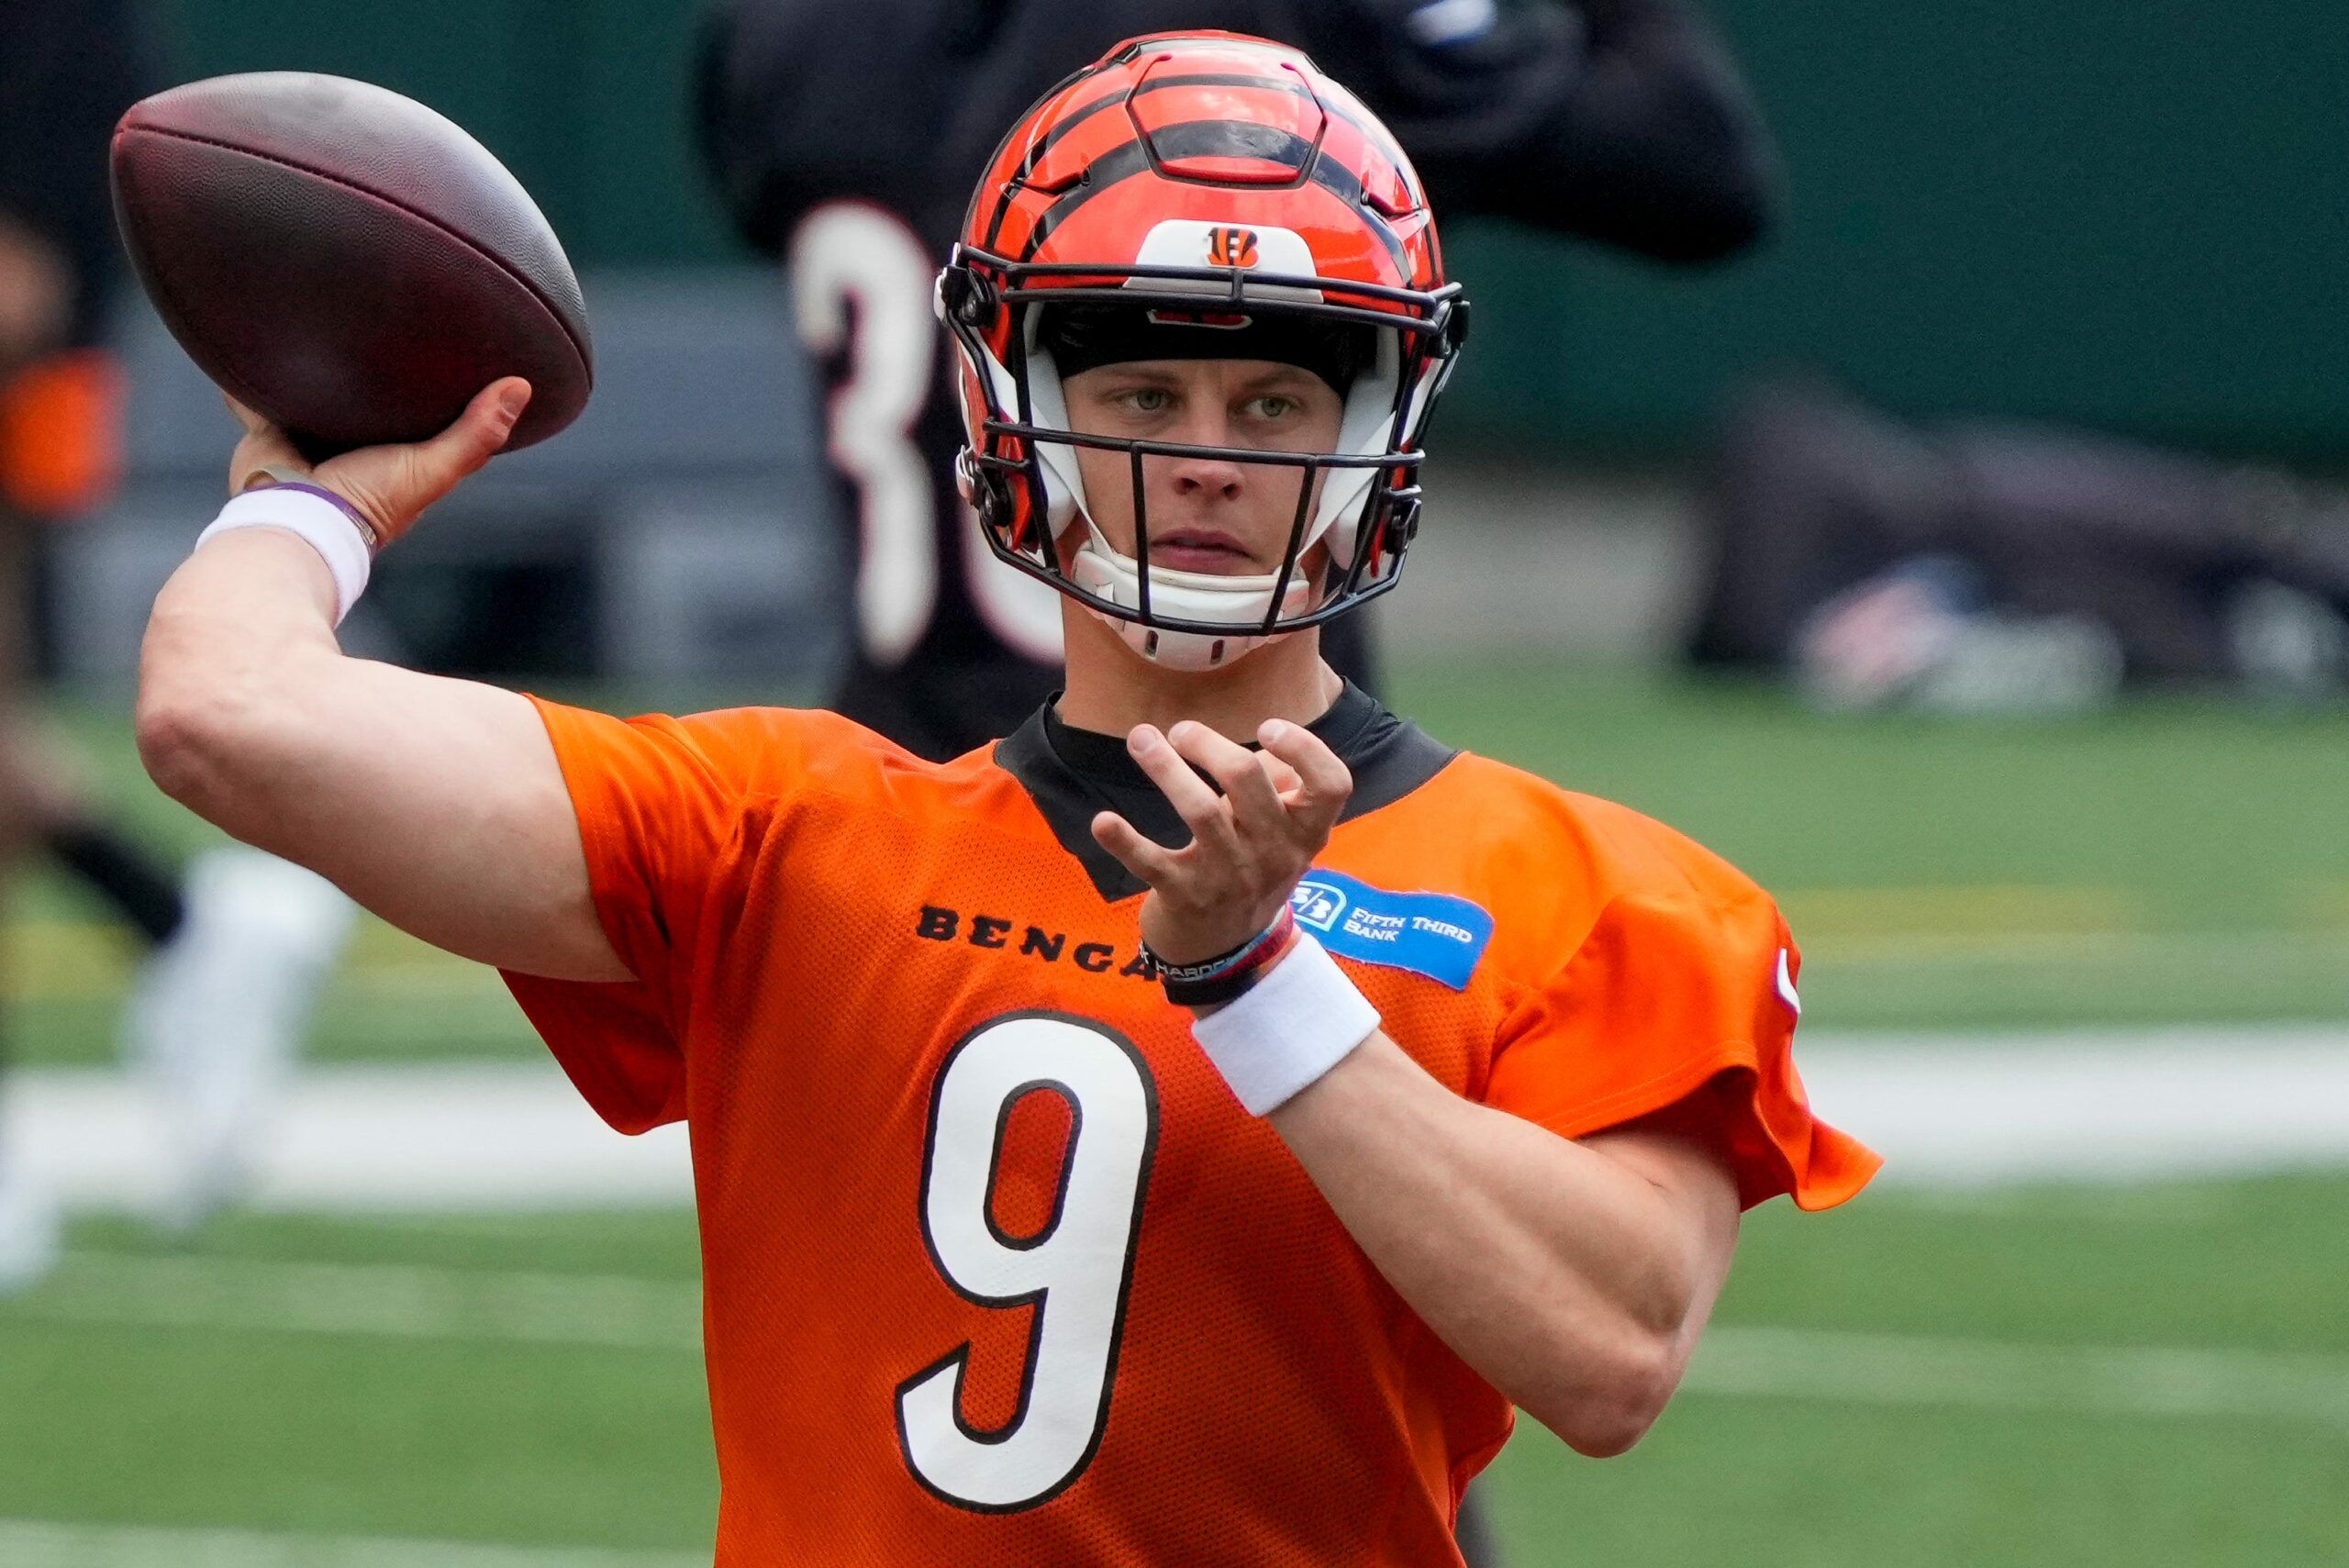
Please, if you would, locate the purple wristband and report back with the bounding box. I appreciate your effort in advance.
[245,474,381,551]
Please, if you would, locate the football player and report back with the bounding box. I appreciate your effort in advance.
[138,36,1875,1562]
[696,0,1782,761]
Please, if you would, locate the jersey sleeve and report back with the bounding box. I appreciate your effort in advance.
[1480,886,1878,1210]
[500,696,807,1135]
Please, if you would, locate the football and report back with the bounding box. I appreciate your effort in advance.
[110,72,593,457]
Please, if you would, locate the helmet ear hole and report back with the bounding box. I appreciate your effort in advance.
[936,264,998,330]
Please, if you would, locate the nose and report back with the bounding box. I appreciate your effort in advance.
[1170,458,1245,504]
[1163,406,1245,502]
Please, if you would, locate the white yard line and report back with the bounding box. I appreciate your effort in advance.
[0,1518,706,1568]
[17,1250,702,1352]
[1,1062,694,1213]
[1684,1327,2349,1432]
[1796,1028,2349,1184]
[3,1027,2347,1215]
[12,1250,2346,1433]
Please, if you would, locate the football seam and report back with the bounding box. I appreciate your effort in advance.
[122,122,593,387]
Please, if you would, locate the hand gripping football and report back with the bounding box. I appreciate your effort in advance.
[111,72,593,456]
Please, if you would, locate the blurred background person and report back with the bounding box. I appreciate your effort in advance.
[0,0,352,1284]
[1689,378,2349,713]
[693,0,1783,761]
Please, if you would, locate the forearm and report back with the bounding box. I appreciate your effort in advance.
[1266,1031,1723,1454]
[139,527,347,833]
[1098,717,1729,1451]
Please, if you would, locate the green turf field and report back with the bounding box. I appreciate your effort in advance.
[3,663,2343,1564]
[11,665,2348,1067]
[2,1179,2342,1565]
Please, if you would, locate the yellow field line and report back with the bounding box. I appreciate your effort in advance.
[7,884,2349,1003]
[1820,927,2349,966]
[1780,884,2137,938]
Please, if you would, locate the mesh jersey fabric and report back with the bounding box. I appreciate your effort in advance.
[503,694,1877,1564]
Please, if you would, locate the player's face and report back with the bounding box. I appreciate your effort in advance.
[1061,359,1345,575]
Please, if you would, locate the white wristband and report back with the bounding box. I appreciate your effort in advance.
[196,487,373,626]
[1189,932,1380,1117]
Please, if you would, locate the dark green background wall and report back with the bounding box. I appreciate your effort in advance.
[156,1,2343,459]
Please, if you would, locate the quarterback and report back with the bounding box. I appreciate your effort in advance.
[137,34,1876,1564]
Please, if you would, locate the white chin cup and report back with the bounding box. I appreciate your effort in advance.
[1069,534,1316,671]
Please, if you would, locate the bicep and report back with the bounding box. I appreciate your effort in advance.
[213,656,629,983]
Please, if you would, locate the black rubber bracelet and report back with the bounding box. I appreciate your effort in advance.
[1163,962,1277,1007]
[1141,908,1292,981]
[1148,908,1299,1006]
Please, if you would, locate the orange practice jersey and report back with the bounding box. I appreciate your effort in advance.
[504,685,1877,1565]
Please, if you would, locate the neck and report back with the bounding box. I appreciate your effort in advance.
[1054,604,1345,741]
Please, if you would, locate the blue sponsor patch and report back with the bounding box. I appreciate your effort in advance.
[1289,869,1494,990]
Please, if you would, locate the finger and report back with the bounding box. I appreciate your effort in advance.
[221,391,269,436]
[1165,720,1284,832]
[412,377,532,493]
[1126,724,1235,845]
[1089,810,1180,884]
[345,379,530,531]
[1257,748,1305,799]
[222,393,304,489]
[1258,718,1353,839]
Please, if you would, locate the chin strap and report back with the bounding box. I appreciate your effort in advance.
[1066,525,1319,670]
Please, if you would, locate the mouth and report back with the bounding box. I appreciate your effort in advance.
[1147,528,1257,574]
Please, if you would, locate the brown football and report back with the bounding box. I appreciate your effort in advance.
[111,72,593,456]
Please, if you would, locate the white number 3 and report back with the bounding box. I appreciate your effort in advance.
[896,1014,1159,1511]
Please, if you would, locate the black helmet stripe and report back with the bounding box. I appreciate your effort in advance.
[1019,121,1409,272]
[985,72,1303,253]
[982,72,1403,255]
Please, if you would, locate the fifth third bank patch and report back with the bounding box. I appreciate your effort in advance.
[1289,869,1494,990]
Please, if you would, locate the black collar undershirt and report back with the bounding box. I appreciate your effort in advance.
[994,682,1460,901]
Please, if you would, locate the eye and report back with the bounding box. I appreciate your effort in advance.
[1246,395,1299,419]
[1119,386,1172,415]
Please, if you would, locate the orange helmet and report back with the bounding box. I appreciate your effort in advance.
[938,31,1469,669]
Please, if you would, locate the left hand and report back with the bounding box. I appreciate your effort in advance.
[1089,718,1353,967]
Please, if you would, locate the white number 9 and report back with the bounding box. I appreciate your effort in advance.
[896,1013,1158,1511]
